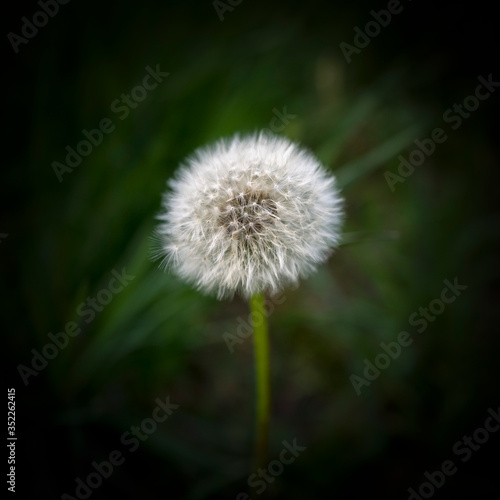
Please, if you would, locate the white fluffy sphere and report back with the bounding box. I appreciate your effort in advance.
[154,132,344,299]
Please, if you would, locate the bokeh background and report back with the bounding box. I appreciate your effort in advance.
[3,0,499,498]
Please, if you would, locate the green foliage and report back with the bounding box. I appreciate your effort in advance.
[4,1,499,498]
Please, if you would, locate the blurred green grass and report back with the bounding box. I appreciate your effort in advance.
[3,1,500,499]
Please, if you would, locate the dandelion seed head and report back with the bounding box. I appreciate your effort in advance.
[154,132,344,299]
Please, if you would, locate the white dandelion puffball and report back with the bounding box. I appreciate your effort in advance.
[155,132,344,299]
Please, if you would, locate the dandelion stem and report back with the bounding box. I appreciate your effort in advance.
[251,292,270,469]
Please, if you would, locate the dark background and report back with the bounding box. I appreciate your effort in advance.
[2,0,499,498]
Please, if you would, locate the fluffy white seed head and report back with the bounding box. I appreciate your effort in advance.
[154,132,343,299]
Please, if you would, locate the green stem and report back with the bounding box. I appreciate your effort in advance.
[250,292,270,469]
